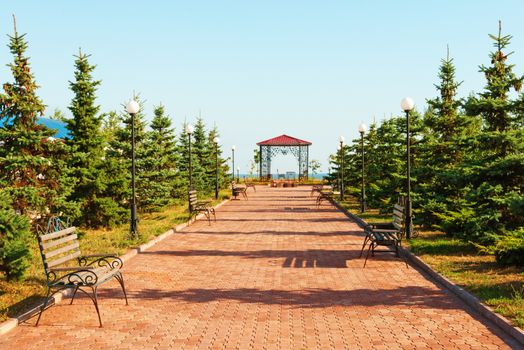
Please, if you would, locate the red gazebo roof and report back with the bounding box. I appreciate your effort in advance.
[256,134,312,146]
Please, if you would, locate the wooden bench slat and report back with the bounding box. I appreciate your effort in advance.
[45,241,80,259]
[393,209,404,218]
[40,226,76,241]
[394,204,404,212]
[42,233,78,250]
[47,251,81,268]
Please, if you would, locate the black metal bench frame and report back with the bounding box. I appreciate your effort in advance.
[189,189,216,224]
[316,190,334,207]
[231,183,248,200]
[244,180,256,192]
[36,226,128,327]
[360,202,407,267]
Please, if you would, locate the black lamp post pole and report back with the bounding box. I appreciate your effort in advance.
[339,141,344,201]
[215,142,219,200]
[236,168,239,183]
[130,112,138,238]
[232,149,235,182]
[188,133,193,190]
[360,131,366,213]
[405,109,413,239]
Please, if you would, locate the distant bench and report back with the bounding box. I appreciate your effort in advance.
[360,200,407,267]
[189,189,216,224]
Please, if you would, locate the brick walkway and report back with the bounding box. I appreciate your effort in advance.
[0,186,516,349]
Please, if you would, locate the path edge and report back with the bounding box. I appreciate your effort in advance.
[330,199,524,347]
[0,199,230,336]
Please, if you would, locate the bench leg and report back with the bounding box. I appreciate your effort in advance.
[363,241,374,268]
[70,285,79,305]
[91,286,103,327]
[359,234,370,258]
[211,208,216,222]
[35,287,52,326]
[114,272,129,305]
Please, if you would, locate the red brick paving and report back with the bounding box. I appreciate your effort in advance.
[0,186,517,349]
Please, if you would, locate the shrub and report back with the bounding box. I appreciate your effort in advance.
[493,229,524,267]
[0,207,31,280]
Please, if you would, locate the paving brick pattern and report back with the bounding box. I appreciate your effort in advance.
[0,186,516,349]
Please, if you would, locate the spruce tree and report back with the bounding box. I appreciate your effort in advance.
[177,121,191,193]
[416,48,471,228]
[0,17,76,221]
[460,22,524,241]
[192,117,210,192]
[208,125,228,190]
[66,49,107,226]
[140,104,179,211]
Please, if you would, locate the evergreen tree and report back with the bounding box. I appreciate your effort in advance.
[415,48,474,228]
[0,192,30,280]
[140,104,179,211]
[66,49,108,227]
[208,125,228,190]
[0,17,76,221]
[97,111,128,227]
[177,121,191,193]
[459,22,524,241]
[192,117,210,192]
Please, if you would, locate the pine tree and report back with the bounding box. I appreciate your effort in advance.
[0,17,77,221]
[192,117,210,192]
[140,104,179,211]
[207,125,228,190]
[459,22,524,241]
[177,121,191,193]
[415,48,473,228]
[96,111,128,227]
[66,49,108,226]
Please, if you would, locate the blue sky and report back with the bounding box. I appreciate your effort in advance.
[1,1,524,173]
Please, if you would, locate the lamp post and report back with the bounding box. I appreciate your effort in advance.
[401,97,415,239]
[339,136,345,201]
[231,145,236,182]
[213,137,220,200]
[186,124,194,190]
[236,166,240,183]
[126,99,140,238]
[359,123,367,213]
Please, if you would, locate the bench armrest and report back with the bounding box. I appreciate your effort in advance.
[49,266,94,272]
[369,222,395,229]
[47,267,99,286]
[80,253,118,258]
[78,254,123,270]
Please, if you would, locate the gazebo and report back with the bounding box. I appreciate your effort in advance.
[256,134,312,180]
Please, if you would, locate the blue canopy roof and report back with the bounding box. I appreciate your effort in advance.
[0,117,70,139]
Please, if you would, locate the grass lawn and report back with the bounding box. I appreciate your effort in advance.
[339,195,524,329]
[0,191,229,323]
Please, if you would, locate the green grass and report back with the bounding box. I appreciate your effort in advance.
[0,190,230,322]
[339,194,524,329]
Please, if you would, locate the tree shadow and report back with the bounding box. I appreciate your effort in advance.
[105,286,461,310]
[139,248,385,268]
[182,229,363,237]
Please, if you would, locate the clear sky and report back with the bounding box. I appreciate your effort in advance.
[1,1,524,173]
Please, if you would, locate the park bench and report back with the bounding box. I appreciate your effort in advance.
[311,184,323,196]
[36,226,128,327]
[189,189,216,224]
[232,182,248,200]
[316,189,335,207]
[244,180,256,192]
[360,200,407,267]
